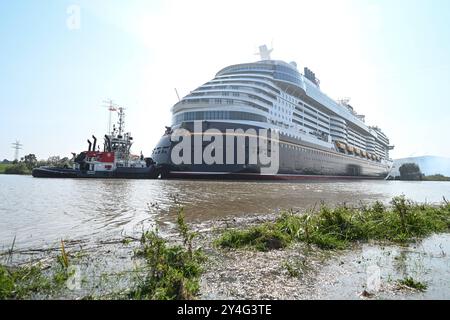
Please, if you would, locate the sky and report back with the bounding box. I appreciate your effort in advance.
[1,0,450,160]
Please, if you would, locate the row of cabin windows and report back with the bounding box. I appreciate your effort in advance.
[180,98,269,113]
[190,90,273,106]
[173,110,267,124]
[209,78,281,94]
[197,84,277,100]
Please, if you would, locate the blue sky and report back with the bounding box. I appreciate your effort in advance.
[1,0,450,160]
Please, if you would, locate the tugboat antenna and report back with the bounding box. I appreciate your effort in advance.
[103,99,119,135]
[117,106,126,136]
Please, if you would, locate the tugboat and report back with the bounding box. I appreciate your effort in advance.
[32,107,158,179]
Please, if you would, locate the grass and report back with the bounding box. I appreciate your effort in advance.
[213,223,291,251]
[0,163,12,174]
[0,264,52,299]
[397,277,428,291]
[215,196,450,251]
[423,174,450,182]
[283,258,311,278]
[0,262,75,300]
[53,240,74,286]
[0,163,31,175]
[0,239,81,299]
[128,207,205,300]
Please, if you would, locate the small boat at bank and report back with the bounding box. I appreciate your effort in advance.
[33,107,159,179]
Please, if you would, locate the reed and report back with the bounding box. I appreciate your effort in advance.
[397,277,428,291]
[128,207,205,300]
[215,196,450,251]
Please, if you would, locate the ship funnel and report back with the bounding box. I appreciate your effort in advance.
[92,135,97,152]
[104,135,111,152]
[87,139,92,151]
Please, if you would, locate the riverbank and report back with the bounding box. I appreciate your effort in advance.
[1,197,449,300]
[423,175,450,181]
[0,164,12,174]
[0,163,30,175]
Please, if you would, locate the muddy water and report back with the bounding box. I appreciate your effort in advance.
[1,175,450,249]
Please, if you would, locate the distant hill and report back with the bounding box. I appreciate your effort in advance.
[392,156,450,177]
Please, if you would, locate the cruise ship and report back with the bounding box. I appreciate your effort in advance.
[151,46,394,179]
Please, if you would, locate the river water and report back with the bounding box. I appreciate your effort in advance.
[1,175,450,250]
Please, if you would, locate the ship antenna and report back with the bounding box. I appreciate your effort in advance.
[255,44,273,60]
[103,99,118,135]
[11,140,23,161]
[174,88,181,102]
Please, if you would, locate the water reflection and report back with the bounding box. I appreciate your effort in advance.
[1,175,450,249]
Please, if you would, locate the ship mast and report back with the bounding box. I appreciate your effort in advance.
[117,107,126,136]
[103,99,118,135]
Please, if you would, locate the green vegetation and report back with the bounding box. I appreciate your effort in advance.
[2,163,31,175]
[0,264,52,299]
[128,207,205,300]
[423,174,450,181]
[213,223,291,251]
[283,258,311,278]
[399,163,423,181]
[397,277,428,291]
[0,154,75,175]
[53,240,73,286]
[0,239,78,299]
[215,196,450,251]
[0,163,12,174]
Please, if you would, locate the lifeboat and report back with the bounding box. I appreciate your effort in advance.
[336,141,346,150]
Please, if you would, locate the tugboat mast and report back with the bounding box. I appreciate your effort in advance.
[117,107,126,137]
[103,99,118,135]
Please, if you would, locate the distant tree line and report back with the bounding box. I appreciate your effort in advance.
[396,163,450,181]
[398,163,423,180]
[1,154,74,175]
